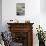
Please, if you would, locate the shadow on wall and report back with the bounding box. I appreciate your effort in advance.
[0,0,2,32]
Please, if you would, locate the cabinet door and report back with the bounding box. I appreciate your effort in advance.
[11,32,28,46]
[11,31,33,46]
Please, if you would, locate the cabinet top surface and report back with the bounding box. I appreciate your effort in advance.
[7,23,34,25]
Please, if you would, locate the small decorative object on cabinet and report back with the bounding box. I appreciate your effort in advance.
[7,23,34,46]
[25,20,30,23]
[9,19,19,23]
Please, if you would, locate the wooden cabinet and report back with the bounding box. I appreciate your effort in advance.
[7,23,34,46]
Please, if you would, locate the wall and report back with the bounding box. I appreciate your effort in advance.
[40,0,46,13]
[2,0,46,46]
[2,0,40,30]
[0,0,2,32]
[40,0,46,31]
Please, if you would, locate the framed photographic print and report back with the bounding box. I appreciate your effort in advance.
[16,3,25,16]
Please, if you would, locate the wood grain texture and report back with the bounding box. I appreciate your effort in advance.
[7,23,34,46]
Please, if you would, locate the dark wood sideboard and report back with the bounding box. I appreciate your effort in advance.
[7,23,34,46]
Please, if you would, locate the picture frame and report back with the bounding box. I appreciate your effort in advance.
[16,3,25,16]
